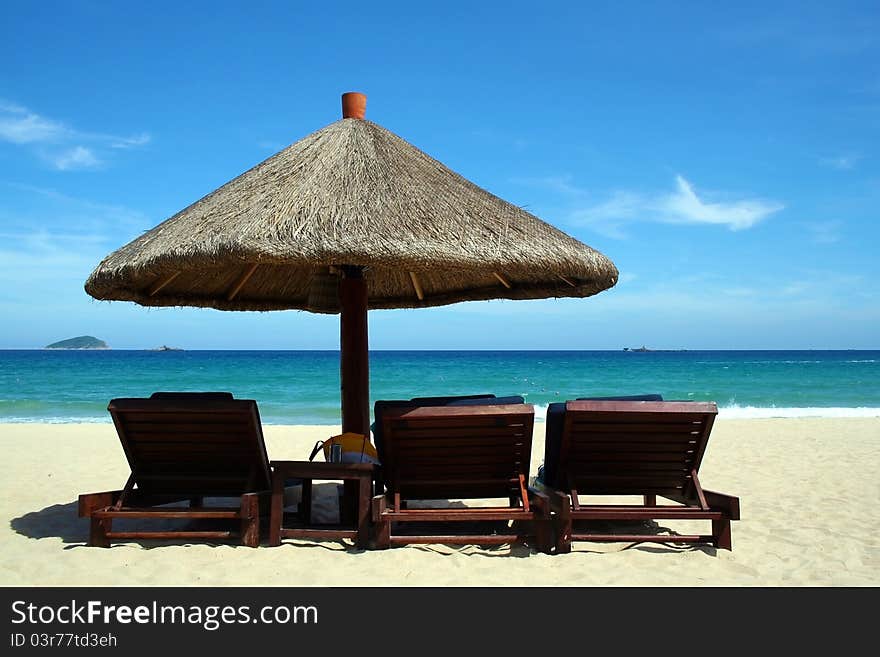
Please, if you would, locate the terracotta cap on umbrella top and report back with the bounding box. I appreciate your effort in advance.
[342,92,367,119]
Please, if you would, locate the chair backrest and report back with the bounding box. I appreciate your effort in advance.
[372,394,498,459]
[543,395,664,488]
[107,397,272,497]
[556,400,717,498]
[381,404,535,501]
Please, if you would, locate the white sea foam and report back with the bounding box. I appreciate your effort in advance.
[718,406,880,419]
[529,403,880,421]
[2,407,878,423]
[0,416,112,424]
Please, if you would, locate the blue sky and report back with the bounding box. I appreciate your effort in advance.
[1,1,877,349]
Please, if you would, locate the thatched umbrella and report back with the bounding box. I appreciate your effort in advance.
[85,93,618,435]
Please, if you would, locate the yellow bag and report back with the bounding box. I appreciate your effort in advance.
[310,432,379,464]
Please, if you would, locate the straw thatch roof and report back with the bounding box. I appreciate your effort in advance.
[85,115,617,313]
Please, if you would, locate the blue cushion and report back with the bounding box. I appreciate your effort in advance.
[542,395,663,488]
[150,391,234,400]
[447,395,525,406]
[409,394,495,405]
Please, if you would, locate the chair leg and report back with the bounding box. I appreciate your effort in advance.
[89,517,110,548]
[270,475,283,547]
[534,517,553,554]
[301,479,313,524]
[356,475,371,549]
[712,518,732,550]
[240,493,260,548]
[555,495,572,554]
[371,495,390,549]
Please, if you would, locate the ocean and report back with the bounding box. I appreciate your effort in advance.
[0,349,877,424]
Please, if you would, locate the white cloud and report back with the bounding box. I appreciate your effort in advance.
[110,132,151,149]
[512,175,588,197]
[0,182,148,234]
[723,287,758,298]
[0,100,149,169]
[51,146,101,171]
[819,154,859,170]
[659,175,783,230]
[0,101,27,113]
[805,220,842,244]
[781,282,809,296]
[568,175,784,236]
[0,108,65,144]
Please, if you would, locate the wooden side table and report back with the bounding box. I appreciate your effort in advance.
[269,461,375,549]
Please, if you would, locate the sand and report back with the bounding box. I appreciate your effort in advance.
[1,418,878,586]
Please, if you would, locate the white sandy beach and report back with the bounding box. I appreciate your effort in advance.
[1,418,878,586]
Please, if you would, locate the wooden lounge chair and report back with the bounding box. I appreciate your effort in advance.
[544,400,740,552]
[371,404,553,552]
[372,394,518,494]
[78,396,272,547]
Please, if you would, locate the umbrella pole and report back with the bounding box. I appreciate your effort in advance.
[339,266,370,436]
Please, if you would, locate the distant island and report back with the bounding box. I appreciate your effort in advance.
[150,345,183,351]
[45,336,109,350]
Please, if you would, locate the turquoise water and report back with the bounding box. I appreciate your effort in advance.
[0,350,878,424]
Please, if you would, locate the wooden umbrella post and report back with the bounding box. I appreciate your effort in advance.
[338,93,371,437]
[339,264,370,524]
[339,265,370,436]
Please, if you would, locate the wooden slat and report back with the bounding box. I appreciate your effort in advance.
[568,453,692,465]
[107,531,234,540]
[493,272,512,288]
[131,442,254,453]
[383,509,528,521]
[409,271,425,300]
[573,506,723,520]
[226,263,259,301]
[570,442,696,454]
[384,404,533,420]
[568,420,703,433]
[565,400,717,414]
[395,448,528,460]
[123,420,254,432]
[388,535,521,545]
[390,426,528,440]
[570,468,691,479]
[395,476,519,486]
[278,528,358,540]
[94,508,241,519]
[570,534,714,543]
[570,451,693,462]
[387,506,526,515]
[147,271,180,296]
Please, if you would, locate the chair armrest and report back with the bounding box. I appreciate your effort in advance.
[78,491,122,517]
[371,493,387,521]
[703,489,741,520]
[527,486,551,518]
[547,488,571,513]
[533,485,571,513]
